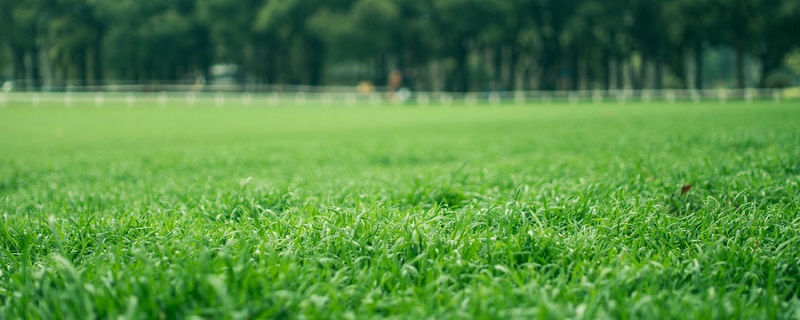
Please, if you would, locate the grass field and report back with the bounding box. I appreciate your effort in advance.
[1,101,799,319]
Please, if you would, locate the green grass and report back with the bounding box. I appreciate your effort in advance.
[1,101,799,319]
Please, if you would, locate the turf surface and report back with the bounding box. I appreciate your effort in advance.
[1,101,799,319]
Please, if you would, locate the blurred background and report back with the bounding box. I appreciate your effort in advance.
[1,0,799,93]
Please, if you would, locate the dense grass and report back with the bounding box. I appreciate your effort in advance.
[1,101,799,319]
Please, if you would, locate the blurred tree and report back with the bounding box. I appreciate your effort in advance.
[2,0,799,90]
[255,0,350,85]
[663,0,716,89]
[713,0,758,88]
[197,0,270,83]
[97,0,209,82]
[624,0,669,89]
[528,0,576,90]
[0,0,46,88]
[752,0,800,87]
[48,0,105,85]
[309,0,402,84]
[431,0,508,92]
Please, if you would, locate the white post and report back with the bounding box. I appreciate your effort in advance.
[416,93,430,106]
[94,93,105,107]
[269,93,280,106]
[514,91,525,105]
[215,92,225,106]
[158,92,168,107]
[242,93,253,106]
[345,93,357,106]
[64,92,73,107]
[294,92,306,106]
[440,93,452,106]
[321,93,332,106]
[465,93,477,105]
[126,93,136,107]
[370,93,382,106]
[592,90,602,104]
[717,89,727,103]
[666,90,676,104]
[489,92,501,105]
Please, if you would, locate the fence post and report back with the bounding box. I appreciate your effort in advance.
[369,93,382,106]
[94,93,105,107]
[416,93,430,106]
[514,91,525,105]
[466,93,478,105]
[717,89,727,103]
[158,92,168,107]
[294,92,307,106]
[242,93,253,106]
[64,92,73,107]
[592,90,602,104]
[269,93,280,106]
[344,93,355,106]
[126,92,136,107]
[321,93,333,106]
[568,92,577,105]
[440,93,452,106]
[488,92,500,105]
[186,92,196,106]
[666,90,676,104]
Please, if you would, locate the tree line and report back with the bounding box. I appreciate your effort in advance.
[1,0,799,92]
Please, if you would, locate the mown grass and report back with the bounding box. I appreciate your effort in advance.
[0,101,799,319]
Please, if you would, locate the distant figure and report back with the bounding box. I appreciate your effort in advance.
[387,70,405,102]
[396,87,411,103]
[358,81,374,95]
[388,70,403,92]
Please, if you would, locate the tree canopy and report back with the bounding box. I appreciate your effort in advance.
[1,0,798,91]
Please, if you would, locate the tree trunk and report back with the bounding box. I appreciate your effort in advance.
[654,59,663,90]
[616,57,624,90]
[78,49,89,86]
[539,41,559,91]
[602,52,611,91]
[306,37,324,86]
[508,45,519,90]
[31,46,42,89]
[93,35,104,85]
[735,44,745,88]
[570,53,579,91]
[694,45,703,90]
[637,55,647,90]
[12,48,26,84]
[453,42,469,92]
[493,47,503,89]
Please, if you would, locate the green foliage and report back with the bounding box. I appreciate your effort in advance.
[0,101,799,318]
[1,0,799,88]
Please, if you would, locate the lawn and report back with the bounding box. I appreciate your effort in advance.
[1,101,799,319]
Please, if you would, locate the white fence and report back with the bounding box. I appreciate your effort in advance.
[0,87,797,107]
